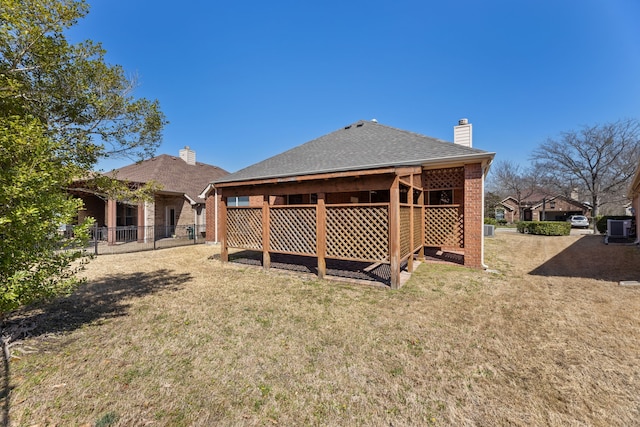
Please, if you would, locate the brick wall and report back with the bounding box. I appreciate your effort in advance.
[463,163,483,268]
[205,192,219,243]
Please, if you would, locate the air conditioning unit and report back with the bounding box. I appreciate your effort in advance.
[607,219,632,238]
[484,224,495,237]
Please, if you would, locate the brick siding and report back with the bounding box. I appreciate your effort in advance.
[464,163,483,268]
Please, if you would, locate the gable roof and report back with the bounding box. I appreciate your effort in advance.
[107,154,228,203]
[214,120,495,184]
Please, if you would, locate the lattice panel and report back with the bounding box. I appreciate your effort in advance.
[400,206,411,258]
[326,206,389,261]
[270,207,316,254]
[424,206,464,248]
[413,206,422,249]
[227,208,262,250]
[423,167,464,190]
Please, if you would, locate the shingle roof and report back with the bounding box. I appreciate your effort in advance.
[215,120,494,184]
[107,154,228,203]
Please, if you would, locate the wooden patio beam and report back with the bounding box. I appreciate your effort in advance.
[219,174,397,198]
[214,167,402,188]
[215,165,423,191]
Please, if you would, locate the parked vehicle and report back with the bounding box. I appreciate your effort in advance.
[568,215,589,228]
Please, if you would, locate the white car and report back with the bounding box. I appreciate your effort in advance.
[568,215,589,228]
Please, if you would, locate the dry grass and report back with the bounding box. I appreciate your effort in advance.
[3,232,640,426]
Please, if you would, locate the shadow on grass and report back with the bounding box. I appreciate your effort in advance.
[0,269,192,427]
[3,269,192,339]
[529,235,640,281]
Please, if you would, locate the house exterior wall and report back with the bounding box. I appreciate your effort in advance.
[533,198,586,221]
[502,205,517,223]
[154,195,192,235]
[501,197,589,223]
[463,163,483,268]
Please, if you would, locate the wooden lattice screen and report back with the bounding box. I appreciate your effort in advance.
[270,207,317,255]
[423,167,464,190]
[413,206,422,250]
[400,205,411,258]
[424,205,464,248]
[326,205,389,262]
[227,208,263,250]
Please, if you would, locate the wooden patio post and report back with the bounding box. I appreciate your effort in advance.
[408,174,415,273]
[389,176,401,289]
[262,195,270,270]
[220,195,228,262]
[316,193,326,279]
[418,180,425,260]
[107,198,116,246]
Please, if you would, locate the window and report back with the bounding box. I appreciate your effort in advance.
[428,190,453,205]
[549,201,556,209]
[228,196,249,207]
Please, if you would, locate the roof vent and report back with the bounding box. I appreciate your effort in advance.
[458,118,468,125]
[371,118,378,123]
[356,123,364,127]
[344,125,352,129]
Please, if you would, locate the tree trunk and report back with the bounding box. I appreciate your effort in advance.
[592,194,599,234]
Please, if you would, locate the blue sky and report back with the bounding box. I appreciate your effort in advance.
[68,0,640,174]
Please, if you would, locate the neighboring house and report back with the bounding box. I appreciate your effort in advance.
[203,119,495,288]
[69,147,228,243]
[500,193,591,223]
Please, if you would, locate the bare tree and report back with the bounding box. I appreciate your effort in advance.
[489,160,540,221]
[532,119,640,227]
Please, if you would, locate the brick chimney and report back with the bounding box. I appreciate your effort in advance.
[179,146,196,165]
[454,118,472,148]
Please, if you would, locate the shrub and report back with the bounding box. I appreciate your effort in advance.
[517,221,571,236]
[484,217,498,225]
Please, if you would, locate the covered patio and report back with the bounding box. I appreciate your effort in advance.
[209,120,494,288]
